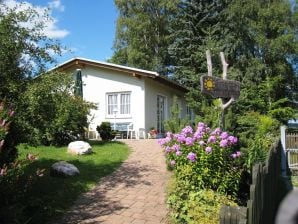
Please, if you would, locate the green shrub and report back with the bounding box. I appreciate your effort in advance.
[167,177,237,224]
[16,72,96,146]
[97,122,113,141]
[237,112,279,168]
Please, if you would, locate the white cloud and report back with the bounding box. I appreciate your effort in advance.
[1,0,69,39]
[48,0,64,12]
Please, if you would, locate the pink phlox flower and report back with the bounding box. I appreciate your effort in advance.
[173,134,180,140]
[1,120,6,127]
[166,132,172,138]
[185,137,194,146]
[177,134,186,143]
[187,152,197,162]
[158,137,171,146]
[182,126,193,135]
[165,146,171,153]
[170,160,176,166]
[199,140,205,146]
[220,139,228,148]
[172,144,180,152]
[228,136,238,145]
[211,128,221,135]
[207,135,217,143]
[0,168,7,176]
[205,127,211,133]
[157,138,166,146]
[205,146,212,153]
[197,126,205,133]
[220,132,229,140]
[176,150,182,156]
[193,131,203,140]
[197,122,205,127]
[231,151,241,159]
[9,110,15,117]
[0,140,4,149]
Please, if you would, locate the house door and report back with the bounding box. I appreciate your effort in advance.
[157,95,166,133]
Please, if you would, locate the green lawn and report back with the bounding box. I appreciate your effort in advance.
[9,141,130,224]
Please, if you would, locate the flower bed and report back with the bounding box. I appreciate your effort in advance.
[158,122,242,223]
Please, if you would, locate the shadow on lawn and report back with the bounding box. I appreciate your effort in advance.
[1,141,130,224]
[5,159,124,224]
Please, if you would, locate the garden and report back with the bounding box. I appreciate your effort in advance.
[159,122,241,224]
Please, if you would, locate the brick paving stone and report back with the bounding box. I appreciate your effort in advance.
[54,139,170,224]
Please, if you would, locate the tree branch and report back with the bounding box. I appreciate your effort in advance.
[221,97,235,110]
[206,50,212,76]
[220,52,228,80]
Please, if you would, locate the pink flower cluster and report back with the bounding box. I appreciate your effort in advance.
[158,122,240,167]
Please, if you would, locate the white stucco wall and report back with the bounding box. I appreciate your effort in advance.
[144,78,188,132]
[77,66,145,132]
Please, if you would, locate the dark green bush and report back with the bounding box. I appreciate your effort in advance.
[97,122,113,141]
[0,100,17,166]
[16,72,96,146]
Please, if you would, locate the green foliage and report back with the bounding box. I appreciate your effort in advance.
[167,178,237,224]
[237,112,280,168]
[96,122,113,141]
[0,3,63,103]
[111,0,179,74]
[16,72,96,146]
[0,142,130,224]
[164,96,190,133]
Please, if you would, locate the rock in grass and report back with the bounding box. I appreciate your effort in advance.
[50,161,80,177]
[67,141,92,155]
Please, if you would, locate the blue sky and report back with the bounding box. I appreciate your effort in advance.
[4,0,118,65]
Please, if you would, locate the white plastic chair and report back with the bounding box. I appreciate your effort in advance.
[127,123,137,139]
[138,128,146,139]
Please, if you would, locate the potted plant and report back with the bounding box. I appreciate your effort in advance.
[149,127,158,139]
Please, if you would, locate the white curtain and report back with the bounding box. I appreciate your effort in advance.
[108,94,118,115]
[120,93,130,114]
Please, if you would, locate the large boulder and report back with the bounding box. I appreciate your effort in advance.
[50,161,80,177]
[67,141,92,155]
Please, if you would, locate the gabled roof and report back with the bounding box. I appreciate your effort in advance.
[52,57,187,92]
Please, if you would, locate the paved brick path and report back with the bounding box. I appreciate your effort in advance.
[56,139,170,224]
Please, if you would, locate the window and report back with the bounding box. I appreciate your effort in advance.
[187,106,194,121]
[107,92,131,117]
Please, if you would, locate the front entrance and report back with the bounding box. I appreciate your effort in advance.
[157,95,166,134]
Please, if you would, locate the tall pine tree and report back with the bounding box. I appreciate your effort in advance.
[169,0,231,121]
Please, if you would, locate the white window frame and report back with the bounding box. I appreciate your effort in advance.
[106,92,131,118]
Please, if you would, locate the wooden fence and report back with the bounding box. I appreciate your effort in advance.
[220,140,290,224]
[286,132,298,149]
[285,132,298,171]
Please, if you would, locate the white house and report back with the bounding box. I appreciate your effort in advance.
[54,57,189,138]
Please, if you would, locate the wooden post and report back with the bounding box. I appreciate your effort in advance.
[280,125,287,176]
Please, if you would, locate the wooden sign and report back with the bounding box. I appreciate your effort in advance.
[200,75,240,99]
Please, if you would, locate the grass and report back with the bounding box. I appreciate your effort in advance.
[3,140,130,224]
